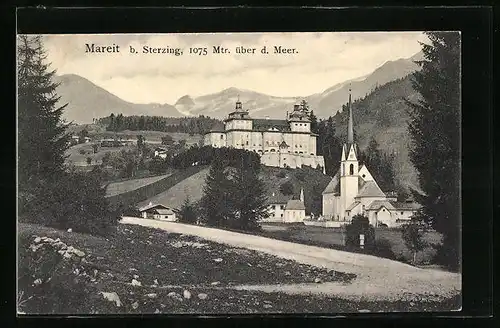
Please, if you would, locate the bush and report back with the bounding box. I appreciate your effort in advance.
[370,238,396,259]
[345,214,375,248]
[20,171,117,236]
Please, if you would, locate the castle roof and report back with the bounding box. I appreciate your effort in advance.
[208,121,225,132]
[253,119,290,132]
[285,199,305,211]
[322,169,340,194]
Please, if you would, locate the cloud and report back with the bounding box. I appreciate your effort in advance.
[42,32,428,104]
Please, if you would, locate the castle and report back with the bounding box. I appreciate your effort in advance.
[203,97,325,172]
[322,91,420,228]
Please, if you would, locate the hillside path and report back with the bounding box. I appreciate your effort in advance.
[120,217,461,302]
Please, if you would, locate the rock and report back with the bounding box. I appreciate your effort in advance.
[74,250,85,257]
[160,304,165,308]
[197,293,208,300]
[156,265,162,268]
[34,237,41,243]
[314,278,322,284]
[145,293,157,299]
[133,274,139,279]
[154,309,160,314]
[131,279,142,286]
[132,301,139,310]
[247,263,252,267]
[358,309,371,313]
[33,278,42,286]
[160,255,166,258]
[100,292,121,307]
[63,252,72,259]
[129,268,138,272]
[54,238,61,242]
[213,258,223,263]
[67,228,72,233]
[284,271,291,276]
[211,281,220,286]
[154,279,159,285]
[263,304,273,309]
[130,240,135,244]
[58,250,65,255]
[183,290,191,299]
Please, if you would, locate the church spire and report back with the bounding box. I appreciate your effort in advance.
[347,88,353,144]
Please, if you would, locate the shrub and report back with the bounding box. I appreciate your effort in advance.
[345,214,375,248]
[370,238,396,259]
[402,219,427,264]
[21,171,117,236]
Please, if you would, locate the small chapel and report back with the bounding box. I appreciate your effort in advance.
[321,91,420,228]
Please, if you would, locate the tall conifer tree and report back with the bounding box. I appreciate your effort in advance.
[407,32,460,270]
[17,35,70,213]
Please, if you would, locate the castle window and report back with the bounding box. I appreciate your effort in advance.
[246,141,249,145]
[362,174,366,178]
[401,212,404,215]
[349,164,354,175]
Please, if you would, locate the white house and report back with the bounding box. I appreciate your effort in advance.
[264,192,292,222]
[138,203,177,221]
[154,147,168,159]
[322,90,420,227]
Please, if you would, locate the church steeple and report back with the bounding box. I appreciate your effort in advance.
[347,88,353,144]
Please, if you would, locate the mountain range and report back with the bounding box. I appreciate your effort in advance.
[55,51,423,123]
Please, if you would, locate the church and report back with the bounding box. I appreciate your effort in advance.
[322,91,420,228]
[203,97,325,172]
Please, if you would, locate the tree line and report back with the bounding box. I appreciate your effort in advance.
[97,113,222,135]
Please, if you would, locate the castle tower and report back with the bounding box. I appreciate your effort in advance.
[339,89,359,221]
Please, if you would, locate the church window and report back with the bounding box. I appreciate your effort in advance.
[349,164,354,175]
[362,174,366,178]
[220,134,224,139]
[246,141,249,145]
[401,212,404,215]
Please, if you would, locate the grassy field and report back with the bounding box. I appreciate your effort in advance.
[260,224,442,266]
[105,174,173,197]
[65,142,136,166]
[17,222,458,314]
[138,168,210,209]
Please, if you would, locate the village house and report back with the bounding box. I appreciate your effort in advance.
[138,202,177,222]
[154,147,168,159]
[203,97,325,173]
[322,90,420,228]
[263,189,306,223]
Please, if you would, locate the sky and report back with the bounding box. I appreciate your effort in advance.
[43,32,428,104]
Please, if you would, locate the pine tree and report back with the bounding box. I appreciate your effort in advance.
[17,35,70,215]
[178,195,198,224]
[406,32,461,270]
[199,156,232,227]
[228,157,267,231]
